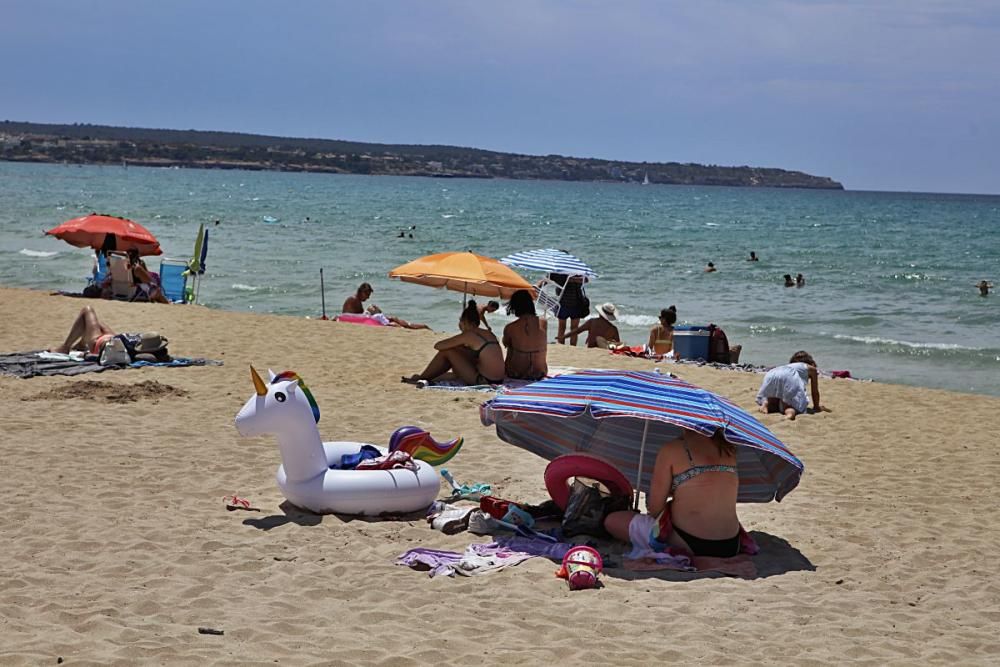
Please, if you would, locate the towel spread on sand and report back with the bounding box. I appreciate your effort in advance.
[0,351,223,379]
[397,538,575,577]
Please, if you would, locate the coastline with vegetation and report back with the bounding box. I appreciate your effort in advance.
[0,120,843,189]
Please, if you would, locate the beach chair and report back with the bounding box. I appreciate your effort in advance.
[158,258,189,303]
[106,251,135,300]
[87,253,108,288]
[533,278,563,318]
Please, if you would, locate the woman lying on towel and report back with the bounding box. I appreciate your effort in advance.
[49,306,117,355]
[604,430,741,558]
[402,300,505,386]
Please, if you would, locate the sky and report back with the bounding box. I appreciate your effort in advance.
[2,1,999,194]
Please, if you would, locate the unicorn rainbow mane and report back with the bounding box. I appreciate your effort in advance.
[273,370,320,424]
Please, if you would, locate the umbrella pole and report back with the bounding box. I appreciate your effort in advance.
[319,268,328,320]
[634,420,651,510]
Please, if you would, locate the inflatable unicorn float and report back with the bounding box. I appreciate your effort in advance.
[235,367,462,515]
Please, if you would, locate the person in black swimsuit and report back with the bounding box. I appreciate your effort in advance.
[402,300,505,386]
[502,289,548,380]
[550,272,589,345]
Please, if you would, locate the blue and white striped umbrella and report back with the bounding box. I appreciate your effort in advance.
[480,370,803,503]
[500,248,597,279]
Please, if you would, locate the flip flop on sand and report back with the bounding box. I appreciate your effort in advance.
[223,494,260,512]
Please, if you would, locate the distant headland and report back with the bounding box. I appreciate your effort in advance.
[0,120,843,189]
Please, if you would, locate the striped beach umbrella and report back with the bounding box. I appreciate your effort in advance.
[480,370,803,503]
[500,248,597,278]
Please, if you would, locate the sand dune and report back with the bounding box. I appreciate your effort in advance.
[2,286,1000,665]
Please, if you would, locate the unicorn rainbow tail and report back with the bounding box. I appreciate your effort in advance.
[388,426,464,467]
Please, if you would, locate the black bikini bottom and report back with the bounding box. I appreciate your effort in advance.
[477,374,504,385]
[673,525,740,558]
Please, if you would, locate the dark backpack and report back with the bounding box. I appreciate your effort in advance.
[707,324,731,363]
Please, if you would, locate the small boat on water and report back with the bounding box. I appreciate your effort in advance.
[642,172,650,185]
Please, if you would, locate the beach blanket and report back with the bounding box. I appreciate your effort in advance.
[416,366,606,393]
[0,351,223,379]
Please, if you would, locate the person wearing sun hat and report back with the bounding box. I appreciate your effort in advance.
[557,301,621,348]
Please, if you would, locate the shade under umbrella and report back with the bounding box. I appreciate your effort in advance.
[389,251,535,299]
[45,214,162,256]
[480,369,803,503]
[501,248,597,278]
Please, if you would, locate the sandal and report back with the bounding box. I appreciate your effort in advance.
[223,494,259,512]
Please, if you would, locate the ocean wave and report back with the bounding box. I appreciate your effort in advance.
[20,249,58,258]
[748,324,798,335]
[441,214,456,219]
[704,222,720,227]
[231,283,261,292]
[617,314,658,327]
[832,334,976,351]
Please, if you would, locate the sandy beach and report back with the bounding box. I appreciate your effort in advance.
[3,285,1000,665]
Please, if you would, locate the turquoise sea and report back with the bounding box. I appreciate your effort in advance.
[1,161,998,395]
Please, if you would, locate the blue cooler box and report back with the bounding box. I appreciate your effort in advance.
[673,326,711,360]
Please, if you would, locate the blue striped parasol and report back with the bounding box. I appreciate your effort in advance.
[480,370,803,503]
[500,248,598,279]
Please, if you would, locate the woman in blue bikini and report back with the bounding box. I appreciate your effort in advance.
[402,300,505,386]
[604,430,741,558]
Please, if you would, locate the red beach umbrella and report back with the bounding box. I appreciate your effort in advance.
[45,214,162,256]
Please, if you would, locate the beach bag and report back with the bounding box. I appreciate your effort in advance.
[113,332,170,362]
[707,324,731,364]
[99,337,131,366]
[561,479,631,538]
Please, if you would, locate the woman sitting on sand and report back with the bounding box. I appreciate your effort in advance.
[756,351,824,420]
[50,306,116,355]
[604,430,741,558]
[123,248,168,303]
[647,306,676,355]
[502,289,548,381]
[403,300,505,385]
[557,302,621,348]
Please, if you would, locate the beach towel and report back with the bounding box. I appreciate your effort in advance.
[396,543,538,578]
[0,351,223,379]
[608,345,667,361]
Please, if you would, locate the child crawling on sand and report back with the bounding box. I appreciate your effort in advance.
[756,351,824,420]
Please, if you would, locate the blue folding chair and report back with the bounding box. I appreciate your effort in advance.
[158,258,189,303]
[88,253,109,287]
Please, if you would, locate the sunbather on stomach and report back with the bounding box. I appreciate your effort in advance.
[403,300,505,385]
[502,289,548,380]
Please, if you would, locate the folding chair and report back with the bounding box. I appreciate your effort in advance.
[534,277,563,318]
[158,258,189,303]
[88,253,109,288]
[107,251,135,300]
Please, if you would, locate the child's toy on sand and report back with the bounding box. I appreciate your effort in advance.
[556,546,604,590]
[235,367,458,515]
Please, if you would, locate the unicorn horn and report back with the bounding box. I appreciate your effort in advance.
[250,365,268,396]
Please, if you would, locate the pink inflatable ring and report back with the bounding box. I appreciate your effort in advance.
[543,453,634,509]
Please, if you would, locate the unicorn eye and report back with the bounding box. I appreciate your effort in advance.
[274,392,287,403]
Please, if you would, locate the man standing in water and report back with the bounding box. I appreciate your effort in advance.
[977,280,993,296]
